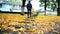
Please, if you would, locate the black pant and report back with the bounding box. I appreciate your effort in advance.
[28,9,31,18]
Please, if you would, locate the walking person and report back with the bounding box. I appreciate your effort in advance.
[26,1,32,18]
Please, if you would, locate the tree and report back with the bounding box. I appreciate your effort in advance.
[21,0,26,15]
[39,0,58,15]
[57,0,60,16]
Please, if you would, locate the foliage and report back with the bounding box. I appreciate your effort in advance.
[39,0,58,11]
[0,14,60,34]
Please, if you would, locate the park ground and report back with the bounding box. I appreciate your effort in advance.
[0,13,60,34]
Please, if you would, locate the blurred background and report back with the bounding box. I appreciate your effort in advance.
[0,0,59,15]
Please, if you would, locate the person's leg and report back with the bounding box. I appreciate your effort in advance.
[29,9,32,18]
[28,10,30,18]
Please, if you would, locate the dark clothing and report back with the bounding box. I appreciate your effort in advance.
[26,2,32,10]
[28,9,31,18]
[26,1,32,18]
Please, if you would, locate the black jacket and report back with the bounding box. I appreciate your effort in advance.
[26,2,32,10]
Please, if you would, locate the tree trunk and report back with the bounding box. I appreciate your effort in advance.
[21,7,24,14]
[21,0,26,14]
[57,1,60,16]
[44,0,46,15]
